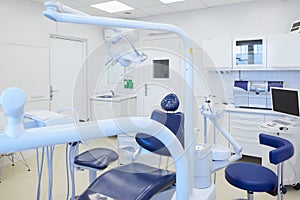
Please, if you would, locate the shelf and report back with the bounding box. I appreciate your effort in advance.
[207,67,300,73]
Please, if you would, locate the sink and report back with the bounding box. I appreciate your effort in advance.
[96,95,119,98]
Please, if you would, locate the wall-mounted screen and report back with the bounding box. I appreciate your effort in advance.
[271,87,300,117]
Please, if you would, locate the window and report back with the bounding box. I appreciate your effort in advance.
[153,59,169,79]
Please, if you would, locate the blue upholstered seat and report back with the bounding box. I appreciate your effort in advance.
[70,139,118,200]
[77,93,184,200]
[78,163,176,200]
[225,133,294,200]
[74,148,118,170]
[225,162,277,192]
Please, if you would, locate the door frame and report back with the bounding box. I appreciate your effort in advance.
[49,34,88,119]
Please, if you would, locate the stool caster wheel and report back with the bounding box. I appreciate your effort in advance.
[292,183,300,190]
[281,185,287,194]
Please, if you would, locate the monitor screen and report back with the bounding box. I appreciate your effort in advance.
[271,87,300,117]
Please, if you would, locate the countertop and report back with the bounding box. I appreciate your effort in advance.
[225,106,285,116]
[90,94,137,102]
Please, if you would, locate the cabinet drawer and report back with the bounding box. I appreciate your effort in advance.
[230,126,260,139]
[234,136,263,158]
[230,114,264,122]
[230,120,261,129]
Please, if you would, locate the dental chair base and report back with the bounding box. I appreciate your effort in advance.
[175,185,216,200]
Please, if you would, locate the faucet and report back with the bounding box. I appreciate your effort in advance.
[110,90,115,96]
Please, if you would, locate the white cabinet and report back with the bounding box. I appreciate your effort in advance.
[90,96,137,120]
[260,117,300,186]
[232,37,266,69]
[229,112,265,157]
[202,38,232,69]
[267,33,300,68]
[227,109,284,158]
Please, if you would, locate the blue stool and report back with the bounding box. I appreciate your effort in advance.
[225,133,294,200]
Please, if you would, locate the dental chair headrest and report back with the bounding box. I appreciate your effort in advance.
[161,93,179,112]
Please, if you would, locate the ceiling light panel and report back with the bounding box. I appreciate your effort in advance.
[91,1,134,13]
[160,0,185,4]
[167,0,207,11]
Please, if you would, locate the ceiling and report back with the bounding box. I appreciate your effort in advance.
[35,0,255,19]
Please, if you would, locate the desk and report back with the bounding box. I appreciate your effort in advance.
[225,107,285,158]
[260,120,300,187]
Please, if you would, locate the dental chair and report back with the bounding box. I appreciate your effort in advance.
[76,93,184,200]
[69,127,119,200]
[225,133,294,200]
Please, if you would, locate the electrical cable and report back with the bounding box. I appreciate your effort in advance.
[36,147,45,200]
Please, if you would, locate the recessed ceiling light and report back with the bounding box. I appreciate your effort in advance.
[160,0,185,4]
[90,1,134,13]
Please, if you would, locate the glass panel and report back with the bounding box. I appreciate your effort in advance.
[235,39,263,65]
[153,59,169,79]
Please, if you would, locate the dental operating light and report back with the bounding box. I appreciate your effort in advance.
[105,29,148,67]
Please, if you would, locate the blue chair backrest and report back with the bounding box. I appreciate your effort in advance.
[259,133,294,165]
[135,94,184,157]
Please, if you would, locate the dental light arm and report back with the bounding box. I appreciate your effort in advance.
[43,2,194,198]
[45,1,89,16]
[0,87,26,138]
[200,104,243,171]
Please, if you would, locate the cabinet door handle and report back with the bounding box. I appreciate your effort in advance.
[145,83,149,96]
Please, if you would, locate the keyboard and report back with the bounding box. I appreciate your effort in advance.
[272,119,290,126]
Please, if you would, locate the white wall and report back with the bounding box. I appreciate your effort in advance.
[0,0,103,116]
[0,0,104,161]
[143,0,299,44]
[142,0,300,102]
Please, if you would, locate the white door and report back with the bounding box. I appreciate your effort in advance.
[134,36,184,117]
[49,36,87,120]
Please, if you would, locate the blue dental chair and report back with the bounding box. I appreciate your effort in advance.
[77,93,184,200]
[225,133,294,200]
[69,129,119,200]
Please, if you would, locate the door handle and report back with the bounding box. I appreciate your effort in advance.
[145,83,149,96]
[50,85,59,100]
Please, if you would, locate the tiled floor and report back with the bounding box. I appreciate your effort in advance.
[0,137,299,200]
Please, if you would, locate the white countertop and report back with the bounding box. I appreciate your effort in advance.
[90,94,137,102]
[225,106,285,116]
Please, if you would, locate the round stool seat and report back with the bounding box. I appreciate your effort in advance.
[225,162,277,192]
[74,148,118,170]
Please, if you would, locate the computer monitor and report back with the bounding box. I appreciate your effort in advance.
[271,87,300,117]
